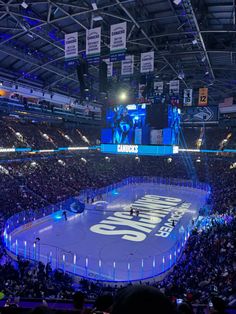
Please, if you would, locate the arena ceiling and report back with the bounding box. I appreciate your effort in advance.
[0,0,236,103]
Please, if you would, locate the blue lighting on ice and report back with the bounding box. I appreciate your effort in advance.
[54,214,62,220]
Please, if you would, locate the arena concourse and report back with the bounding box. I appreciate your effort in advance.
[0,1,235,313]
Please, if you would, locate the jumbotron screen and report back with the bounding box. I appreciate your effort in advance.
[101,103,180,146]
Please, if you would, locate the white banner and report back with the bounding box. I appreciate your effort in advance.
[183,89,193,106]
[140,51,154,73]
[121,55,134,76]
[65,32,78,59]
[110,22,127,53]
[154,81,164,94]
[86,27,101,59]
[169,80,180,95]
[104,59,113,77]
[138,83,146,98]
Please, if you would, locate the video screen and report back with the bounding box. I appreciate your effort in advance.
[105,103,147,144]
[101,102,180,146]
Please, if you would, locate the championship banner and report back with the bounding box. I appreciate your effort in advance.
[104,59,113,77]
[182,106,218,124]
[198,87,208,106]
[65,32,78,59]
[169,80,179,95]
[86,27,101,64]
[140,51,154,73]
[121,55,134,76]
[110,22,127,62]
[183,89,193,106]
[154,81,164,95]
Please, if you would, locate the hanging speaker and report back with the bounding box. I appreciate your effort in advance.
[146,102,168,129]
[77,60,88,98]
[77,65,84,85]
[146,79,153,97]
[140,75,146,85]
[81,59,88,76]
[99,61,107,93]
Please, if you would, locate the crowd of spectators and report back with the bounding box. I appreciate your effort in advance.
[0,121,235,313]
[156,215,236,305]
[0,118,99,149]
[1,118,236,152]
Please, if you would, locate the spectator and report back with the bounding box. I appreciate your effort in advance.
[111,285,176,314]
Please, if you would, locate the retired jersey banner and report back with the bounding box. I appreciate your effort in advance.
[86,27,101,64]
[183,89,193,106]
[198,87,208,106]
[104,59,113,77]
[140,51,154,73]
[169,80,180,95]
[65,32,78,59]
[110,22,127,62]
[154,81,164,95]
[121,55,134,76]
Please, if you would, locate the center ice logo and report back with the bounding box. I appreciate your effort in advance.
[90,195,191,242]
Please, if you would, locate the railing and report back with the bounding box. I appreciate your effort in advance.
[0,98,102,122]
[79,176,210,201]
[4,177,210,283]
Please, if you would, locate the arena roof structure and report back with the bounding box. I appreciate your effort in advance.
[0,0,236,103]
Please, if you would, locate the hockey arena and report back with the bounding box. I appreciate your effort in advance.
[6,178,209,282]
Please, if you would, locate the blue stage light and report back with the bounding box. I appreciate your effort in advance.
[54,215,62,220]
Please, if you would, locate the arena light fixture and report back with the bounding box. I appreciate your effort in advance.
[230,162,236,169]
[173,0,182,5]
[80,157,87,163]
[21,1,28,9]
[119,92,127,102]
[93,15,103,21]
[178,71,185,80]
[58,159,66,166]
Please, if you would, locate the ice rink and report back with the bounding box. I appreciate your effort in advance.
[9,182,208,282]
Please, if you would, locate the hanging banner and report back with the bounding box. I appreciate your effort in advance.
[198,87,208,106]
[138,84,146,99]
[219,97,235,113]
[121,55,134,76]
[86,27,101,64]
[110,22,127,62]
[140,51,154,73]
[65,32,78,59]
[182,106,218,124]
[104,59,113,77]
[154,81,164,94]
[169,80,180,95]
[183,89,193,106]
